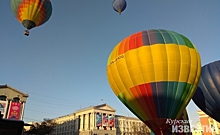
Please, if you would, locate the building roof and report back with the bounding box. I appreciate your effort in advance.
[75,103,116,113]
[115,115,138,120]
[0,84,29,97]
[53,103,116,120]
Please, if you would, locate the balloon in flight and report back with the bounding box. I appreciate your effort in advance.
[112,0,127,15]
[106,29,201,135]
[11,0,52,36]
[192,60,220,122]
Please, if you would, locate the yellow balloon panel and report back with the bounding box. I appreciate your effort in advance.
[108,44,200,86]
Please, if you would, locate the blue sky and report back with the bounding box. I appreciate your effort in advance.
[1,0,220,127]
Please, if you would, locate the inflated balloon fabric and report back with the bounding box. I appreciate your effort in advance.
[107,29,201,130]
[193,60,220,122]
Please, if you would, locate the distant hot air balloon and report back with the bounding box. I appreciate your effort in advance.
[112,0,127,15]
[11,0,52,36]
[106,29,201,135]
[192,60,220,122]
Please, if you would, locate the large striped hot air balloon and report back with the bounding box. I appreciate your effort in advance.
[11,0,52,36]
[192,60,220,122]
[106,29,201,135]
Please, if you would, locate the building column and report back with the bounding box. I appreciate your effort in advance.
[80,114,84,131]
[93,112,96,129]
[114,115,116,130]
[84,113,88,130]
[90,112,93,130]
[87,113,90,130]
[91,112,94,129]
[20,101,26,120]
[5,98,12,119]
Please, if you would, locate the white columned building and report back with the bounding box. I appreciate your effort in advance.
[53,104,116,135]
[0,84,28,120]
[52,104,150,135]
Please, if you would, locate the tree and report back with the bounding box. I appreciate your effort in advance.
[139,123,150,135]
[131,122,151,135]
[24,118,57,135]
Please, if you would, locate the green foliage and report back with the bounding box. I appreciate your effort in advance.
[24,118,57,135]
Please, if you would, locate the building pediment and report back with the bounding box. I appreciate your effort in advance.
[0,84,29,101]
[94,104,116,112]
[75,103,116,114]
[0,85,28,97]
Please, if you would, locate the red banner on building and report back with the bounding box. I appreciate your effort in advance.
[102,114,108,126]
[7,102,21,120]
[109,116,114,127]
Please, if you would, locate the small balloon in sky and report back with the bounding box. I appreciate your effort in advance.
[112,0,127,15]
[11,0,52,36]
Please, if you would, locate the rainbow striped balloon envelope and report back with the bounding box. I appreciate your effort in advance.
[106,29,201,135]
[11,0,52,30]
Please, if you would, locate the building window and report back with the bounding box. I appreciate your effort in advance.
[13,97,20,102]
[0,95,6,101]
[78,116,80,129]
[83,114,85,129]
